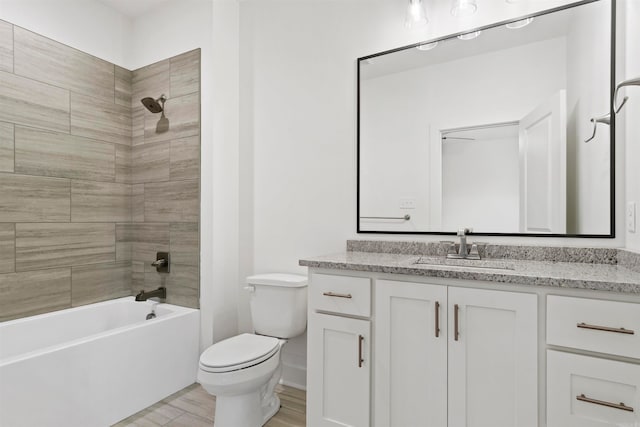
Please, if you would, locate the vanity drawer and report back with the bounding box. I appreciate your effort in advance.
[310,274,371,317]
[547,295,640,358]
[547,350,640,427]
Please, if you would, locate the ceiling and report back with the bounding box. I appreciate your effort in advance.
[97,0,174,18]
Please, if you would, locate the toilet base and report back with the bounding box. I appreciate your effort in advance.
[263,394,281,424]
[213,391,280,427]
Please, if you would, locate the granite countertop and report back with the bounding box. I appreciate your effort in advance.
[299,248,640,294]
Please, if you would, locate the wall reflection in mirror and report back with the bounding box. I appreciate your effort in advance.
[358,0,613,236]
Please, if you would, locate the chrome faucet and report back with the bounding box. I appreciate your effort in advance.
[135,286,167,301]
[458,228,469,257]
[447,228,481,260]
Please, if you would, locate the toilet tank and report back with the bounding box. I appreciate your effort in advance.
[246,273,308,339]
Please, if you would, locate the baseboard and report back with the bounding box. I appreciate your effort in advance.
[280,361,307,391]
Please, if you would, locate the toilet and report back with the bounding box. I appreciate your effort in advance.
[197,273,308,427]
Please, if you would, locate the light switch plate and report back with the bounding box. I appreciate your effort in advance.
[627,202,636,233]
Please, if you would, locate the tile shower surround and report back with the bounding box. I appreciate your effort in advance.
[0,20,200,321]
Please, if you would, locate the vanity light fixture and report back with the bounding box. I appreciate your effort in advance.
[457,30,481,40]
[405,0,428,28]
[506,17,534,29]
[416,41,438,51]
[451,0,477,17]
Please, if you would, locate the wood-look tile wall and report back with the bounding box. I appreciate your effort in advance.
[0,20,201,320]
[130,49,200,309]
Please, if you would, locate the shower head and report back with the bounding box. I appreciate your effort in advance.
[141,94,167,113]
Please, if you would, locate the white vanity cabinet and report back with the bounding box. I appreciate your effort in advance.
[306,272,539,427]
[546,295,640,427]
[375,280,538,427]
[307,274,372,427]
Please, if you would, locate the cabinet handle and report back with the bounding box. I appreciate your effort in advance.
[435,301,440,338]
[358,335,364,367]
[576,394,634,412]
[454,304,460,341]
[323,292,352,299]
[577,322,635,335]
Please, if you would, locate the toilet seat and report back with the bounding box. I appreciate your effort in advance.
[199,333,280,373]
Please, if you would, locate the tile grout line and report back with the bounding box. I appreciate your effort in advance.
[12,23,14,73]
[68,85,71,133]
[12,122,131,149]
[12,123,15,174]
[4,171,117,186]
[13,222,16,274]
[69,178,72,223]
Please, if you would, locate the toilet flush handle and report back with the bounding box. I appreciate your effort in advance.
[244,285,255,293]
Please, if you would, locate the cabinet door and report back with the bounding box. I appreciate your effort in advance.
[448,287,537,427]
[547,350,640,427]
[374,280,447,427]
[307,312,370,427]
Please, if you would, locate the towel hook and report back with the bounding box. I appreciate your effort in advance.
[614,76,640,114]
[584,112,610,143]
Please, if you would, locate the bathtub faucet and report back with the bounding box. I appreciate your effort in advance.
[135,287,167,301]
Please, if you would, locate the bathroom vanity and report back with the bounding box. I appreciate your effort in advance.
[300,242,640,427]
[322,0,635,424]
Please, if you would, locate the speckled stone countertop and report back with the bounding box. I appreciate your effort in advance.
[299,241,640,294]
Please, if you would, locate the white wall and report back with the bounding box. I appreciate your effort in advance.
[623,0,640,252]
[0,0,131,67]
[565,0,611,235]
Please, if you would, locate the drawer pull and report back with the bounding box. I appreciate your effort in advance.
[358,335,364,367]
[435,301,440,338]
[323,292,352,299]
[454,304,460,341]
[577,322,635,335]
[576,394,634,412]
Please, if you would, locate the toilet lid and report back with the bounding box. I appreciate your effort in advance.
[199,333,280,373]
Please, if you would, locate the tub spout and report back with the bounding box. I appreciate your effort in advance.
[135,287,167,301]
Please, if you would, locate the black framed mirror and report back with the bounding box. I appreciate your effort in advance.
[357,0,615,237]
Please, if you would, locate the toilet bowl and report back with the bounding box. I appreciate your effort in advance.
[198,334,285,426]
[197,273,307,427]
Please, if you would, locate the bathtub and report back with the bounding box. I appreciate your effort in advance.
[0,297,200,427]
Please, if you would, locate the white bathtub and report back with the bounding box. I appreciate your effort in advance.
[0,297,200,427]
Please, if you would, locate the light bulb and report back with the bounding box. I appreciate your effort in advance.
[505,17,534,29]
[405,0,428,28]
[451,0,477,17]
[416,41,438,51]
[457,30,481,40]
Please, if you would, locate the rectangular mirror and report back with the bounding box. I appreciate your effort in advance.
[358,0,614,237]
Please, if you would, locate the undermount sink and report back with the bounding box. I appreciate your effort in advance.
[413,256,515,271]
